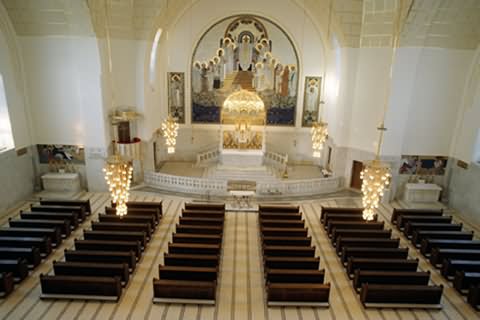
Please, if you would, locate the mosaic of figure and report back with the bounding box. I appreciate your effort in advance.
[191,15,299,125]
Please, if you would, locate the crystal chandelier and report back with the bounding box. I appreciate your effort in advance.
[311,120,328,158]
[103,154,133,217]
[360,156,391,220]
[223,89,265,115]
[162,115,179,154]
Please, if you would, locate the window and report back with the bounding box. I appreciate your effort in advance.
[149,28,163,88]
[0,74,14,152]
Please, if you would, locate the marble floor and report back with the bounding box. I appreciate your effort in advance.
[0,191,479,320]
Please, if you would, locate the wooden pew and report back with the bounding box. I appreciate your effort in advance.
[20,211,79,229]
[454,271,480,294]
[430,248,480,267]
[164,253,219,268]
[421,239,480,256]
[265,257,320,270]
[391,208,443,225]
[267,283,330,306]
[98,214,156,229]
[40,274,122,301]
[347,258,419,275]
[64,250,136,270]
[40,199,92,215]
[411,230,474,246]
[327,221,384,236]
[261,227,308,237]
[397,215,452,230]
[441,260,480,278]
[266,268,325,283]
[323,213,374,228]
[467,284,480,310]
[91,222,152,238]
[0,272,14,298]
[182,209,225,219]
[360,283,443,308]
[83,230,147,248]
[332,229,392,244]
[262,236,311,247]
[158,265,217,281]
[353,270,430,290]
[260,212,302,221]
[260,219,305,229]
[53,261,129,284]
[259,205,299,213]
[31,205,86,221]
[175,224,223,235]
[0,236,52,255]
[320,206,363,222]
[184,203,225,211]
[404,222,463,237]
[263,245,315,257]
[0,259,29,281]
[9,218,71,237]
[172,233,222,245]
[112,200,162,216]
[0,247,41,268]
[152,279,216,304]
[74,239,142,258]
[0,227,62,246]
[168,243,221,255]
[341,247,408,264]
[178,217,224,226]
[105,207,161,224]
[336,237,400,255]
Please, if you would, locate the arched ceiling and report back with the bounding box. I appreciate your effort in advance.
[1,0,479,49]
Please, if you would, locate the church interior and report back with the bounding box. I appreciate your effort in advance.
[0,0,480,319]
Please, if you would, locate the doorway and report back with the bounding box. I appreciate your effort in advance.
[350,160,364,190]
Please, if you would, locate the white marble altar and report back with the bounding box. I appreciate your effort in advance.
[220,149,264,166]
[404,183,442,203]
[41,172,82,192]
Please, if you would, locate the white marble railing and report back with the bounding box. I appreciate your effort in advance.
[144,171,228,195]
[144,170,342,197]
[256,176,342,196]
[264,150,288,177]
[196,147,221,167]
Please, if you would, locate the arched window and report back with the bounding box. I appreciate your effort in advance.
[149,28,163,88]
[0,74,14,152]
[474,128,480,164]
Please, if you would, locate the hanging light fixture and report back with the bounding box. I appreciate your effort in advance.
[102,0,133,216]
[162,115,179,154]
[360,0,406,221]
[310,0,333,158]
[311,120,328,158]
[103,154,133,217]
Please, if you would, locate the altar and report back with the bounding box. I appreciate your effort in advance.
[404,183,442,203]
[221,148,264,167]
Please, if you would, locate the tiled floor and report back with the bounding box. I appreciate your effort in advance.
[0,191,479,320]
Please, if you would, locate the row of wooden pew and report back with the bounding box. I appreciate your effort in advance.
[0,199,91,298]
[259,204,330,306]
[153,203,225,304]
[40,201,162,301]
[321,206,444,308]
[391,207,480,310]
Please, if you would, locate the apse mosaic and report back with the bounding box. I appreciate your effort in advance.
[191,15,299,126]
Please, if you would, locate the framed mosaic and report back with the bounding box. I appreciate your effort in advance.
[302,76,321,127]
[167,72,185,123]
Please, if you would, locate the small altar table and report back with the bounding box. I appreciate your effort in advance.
[41,173,81,192]
[404,183,442,203]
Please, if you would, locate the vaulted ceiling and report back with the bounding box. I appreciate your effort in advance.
[1,0,479,49]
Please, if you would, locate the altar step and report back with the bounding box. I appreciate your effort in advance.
[204,165,279,182]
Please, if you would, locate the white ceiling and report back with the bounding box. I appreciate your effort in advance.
[1,0,479,49]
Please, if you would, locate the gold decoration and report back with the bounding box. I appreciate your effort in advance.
[162,115,179,154]
[103,154,133,217]
[223,89,265,115]
[360,158,391,221]
[311,120,328,158]
[223,130,263,150]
